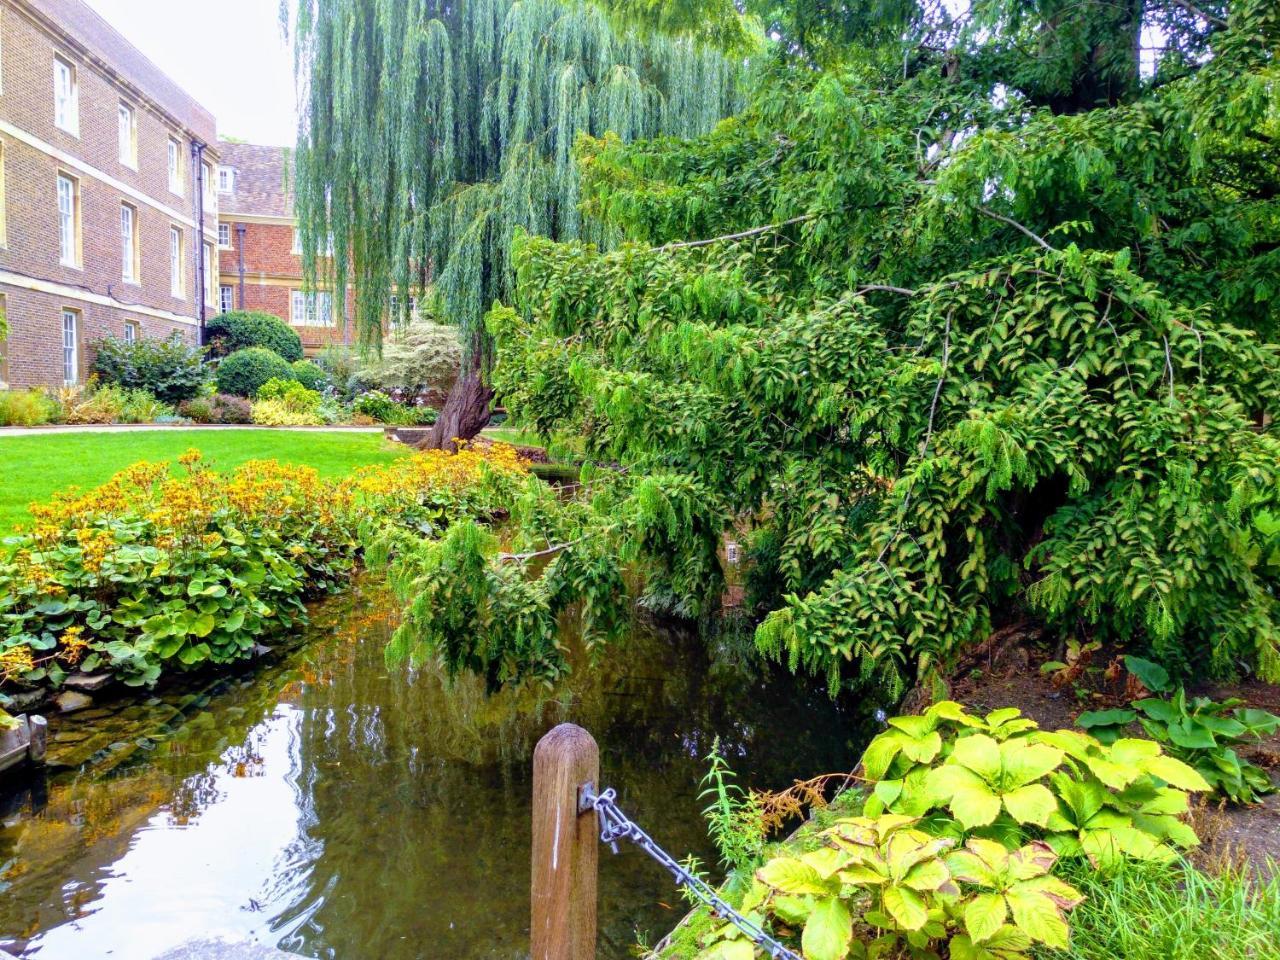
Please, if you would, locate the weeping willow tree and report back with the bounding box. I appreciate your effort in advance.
[292,0,752,446]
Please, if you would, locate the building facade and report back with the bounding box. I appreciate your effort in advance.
[0,0,220,389]
[216,141,351,357]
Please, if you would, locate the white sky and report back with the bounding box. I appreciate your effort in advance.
[83,0,298,146]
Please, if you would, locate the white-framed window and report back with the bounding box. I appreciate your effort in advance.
[218,222,231,248]
[120,202,139,283]
[203,240,215,307]
[118,102,137,167]
[291,228,301,255]
[291,290,334,327]
[123,320,140,344]
[61,308,79,384]
[57,172,79,267]
[202,160,215,211]
[219,285,234,314]
[169,225,184,298]
[53,56,78,134]
[167,138,183,195]
[218,167,236,193]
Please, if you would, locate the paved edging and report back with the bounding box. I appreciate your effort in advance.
[0,424,384,436]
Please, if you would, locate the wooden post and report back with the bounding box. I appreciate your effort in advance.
[27,716,48,765]
[532,723,599,960]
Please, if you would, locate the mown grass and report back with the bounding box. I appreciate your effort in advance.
[0,429,409,533]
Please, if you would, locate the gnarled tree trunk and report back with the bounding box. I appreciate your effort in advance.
[422,350,492,451]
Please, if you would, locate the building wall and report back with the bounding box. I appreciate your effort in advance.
[218,217,355,355]
[0,0,218,387]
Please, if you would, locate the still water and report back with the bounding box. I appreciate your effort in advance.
[0,581,867,960]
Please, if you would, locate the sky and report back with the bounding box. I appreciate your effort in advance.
[83,0,298,146]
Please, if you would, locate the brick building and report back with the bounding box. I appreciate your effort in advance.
[0,0,220,389]
[216,140,352,356]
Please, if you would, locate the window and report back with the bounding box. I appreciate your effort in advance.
[220,285,234,314]
[123,320,140,344]
[168,138,183,195]
[218,223,231,248]
[118,103,136,167]
[202,160,215,210]
[291,228,301,255]
[53,56,78,134]
[62,309,79,384]
[120,202,139,283]
[291,290,334,327]
[57,173,79,267]
[203,241,215,307]
[169,225,184,298]
[389,294,419,321]
[218,167,236,193]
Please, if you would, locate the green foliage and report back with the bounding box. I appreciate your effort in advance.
[1062,856,1280,960]
[206,311,303,362]
[215,348,296,398]
[92,334,209,404]
[469,0,1280,694]
[293,0,750,358]
[1078,687,1280,805]
[699,737,766,871]
[252,378,325,426]
[358,320,463,396]
[860,703,1207,868]
[177,393,253,424]
[352,390,435,426]
[0,390,61,427]
[291,359,330,392]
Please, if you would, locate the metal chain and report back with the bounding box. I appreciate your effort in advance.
[579,783,802,960]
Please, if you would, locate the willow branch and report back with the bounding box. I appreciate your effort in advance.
[656,214,817,252]
[499,538,584,563]
[977,206,1057,253]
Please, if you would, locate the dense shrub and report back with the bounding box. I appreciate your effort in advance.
[252,378,325,425]
[0,390,60,427]
[359,320,462,396]
[178,393,253,424]
[291,359,329,392]
[215,348,295,398]
[0,446,529,689]
[206,311,303,362]
[92,334,208,404]
[317,345,370,402]
[352,390,436,425]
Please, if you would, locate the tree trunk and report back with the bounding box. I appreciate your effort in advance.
[422,350,493,451]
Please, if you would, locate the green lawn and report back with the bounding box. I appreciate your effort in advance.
[0,429,410,533]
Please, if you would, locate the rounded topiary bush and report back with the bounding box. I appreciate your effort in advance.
[291,359,329,392]
[215,348,295,398]
[206,311,303,362]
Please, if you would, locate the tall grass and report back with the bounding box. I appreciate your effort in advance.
[1059,858,1280,960]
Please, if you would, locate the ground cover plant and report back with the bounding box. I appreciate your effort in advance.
[0,430,408,533]
[683,702,1214,960]
[0,444,527,692]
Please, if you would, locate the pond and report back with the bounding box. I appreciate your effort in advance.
[0,580,870,960]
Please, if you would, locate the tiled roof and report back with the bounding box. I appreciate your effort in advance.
[218,141,294,219]
[24,0,217,146]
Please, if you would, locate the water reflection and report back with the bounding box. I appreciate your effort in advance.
[0,582,869,959]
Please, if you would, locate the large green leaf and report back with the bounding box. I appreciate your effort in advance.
[802,896,853,960]
[882,886,929,931]
[758,858,835,897]
[1006,887,1070,949]
[964,893,1008,943]
[1145,755,1211,791]
[951,734,1002,781]
[1002,784,1058,826]
[999,741,1064,788]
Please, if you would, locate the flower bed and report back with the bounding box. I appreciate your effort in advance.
[0,445,527,694]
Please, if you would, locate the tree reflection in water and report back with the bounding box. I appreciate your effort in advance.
[0,580,869,960]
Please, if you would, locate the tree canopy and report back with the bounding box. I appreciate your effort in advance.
[373,0,1280,697]
[292,0,753,444]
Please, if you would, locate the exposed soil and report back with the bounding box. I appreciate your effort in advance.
[947,631,1280,872]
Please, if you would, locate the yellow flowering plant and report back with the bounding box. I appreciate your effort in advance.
[0,446,527,690]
